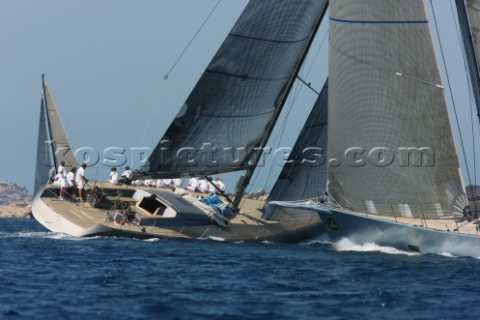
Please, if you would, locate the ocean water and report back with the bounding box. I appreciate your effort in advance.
[1,219,479,320]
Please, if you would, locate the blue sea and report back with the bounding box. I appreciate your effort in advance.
[1,219,480,320]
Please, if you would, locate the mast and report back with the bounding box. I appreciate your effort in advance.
[232,1,329,210]
[455,0,480,122]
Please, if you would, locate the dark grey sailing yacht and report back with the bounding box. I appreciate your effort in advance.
[268,0,480,257]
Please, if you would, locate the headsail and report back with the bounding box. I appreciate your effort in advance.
[34,97,54,195]
[141,0,328,178]
[268,81,328,202]
[456,0,480,121]
[328,0,467,218]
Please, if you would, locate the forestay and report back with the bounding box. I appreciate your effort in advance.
[328,0,467,218]
[142,0,327,178]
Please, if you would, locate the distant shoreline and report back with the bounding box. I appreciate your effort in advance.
[0,202,32,218]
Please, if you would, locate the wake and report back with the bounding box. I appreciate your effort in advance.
[332,238,420,256]
[0,231,99,241]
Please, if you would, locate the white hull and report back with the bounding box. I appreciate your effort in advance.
[31,193,110,237]
[267,201,480,258]
[31,185,321,241]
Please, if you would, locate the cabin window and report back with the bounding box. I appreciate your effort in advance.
[138,196,167,215]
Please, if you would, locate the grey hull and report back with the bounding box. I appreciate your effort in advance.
[267,202,480,258]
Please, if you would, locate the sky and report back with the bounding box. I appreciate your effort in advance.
[0,0,479,195]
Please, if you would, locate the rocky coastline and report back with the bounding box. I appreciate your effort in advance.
[0,181,33,218]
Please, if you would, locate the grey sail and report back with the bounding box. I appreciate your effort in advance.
[328,0,467,218]
[456,0,480,121]
[142,0,327,178]
[34,98,54,195]
[43,78,76,171]
[268,80,328,202]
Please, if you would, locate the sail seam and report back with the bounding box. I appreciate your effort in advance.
[229,33,309,44]
[330,17,428,24]
[196,110,273,119]
[205,69,290,82]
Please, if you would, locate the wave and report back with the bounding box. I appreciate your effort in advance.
[300,234,331,246]
[143,238,162,242]
[0,231,100,241]
[203,236,225,242]
[332,238,420,256]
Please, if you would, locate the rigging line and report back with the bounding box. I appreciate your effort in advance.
[249,68,306,193]
[430,0,476,200]
[260,35,327,192]
[296,76,320,95]
[97,1,222,146]
[256,70,306,192]
[263,29,328,189]
[165,0,222,79]
[450,0,480,208]
[136,80,168,148]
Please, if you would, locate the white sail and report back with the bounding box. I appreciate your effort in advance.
[34,98,53,195]
[43,77,77,171]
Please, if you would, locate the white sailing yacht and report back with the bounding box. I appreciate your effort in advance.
[268,0,480,257]
[31,0,329,241]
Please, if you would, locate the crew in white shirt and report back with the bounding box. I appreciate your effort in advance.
[144,179,155,187]
[120,166,132,184]
[173,178,182,188]
[75,163,88,201]
[208,180,216,193]
[54,173,66,200]
[198,178,209,193]
[57,161,67,178]
[109,167,119,184]
[214,178,225,193]
[187,177,199,192]
[66,167,77,199]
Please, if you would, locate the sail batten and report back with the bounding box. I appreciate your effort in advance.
[142,0,328,178]
[328,0,466,218]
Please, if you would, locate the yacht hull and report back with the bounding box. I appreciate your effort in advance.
[267,201,480,258]
[32,193,110,237]
[31,186,321,242]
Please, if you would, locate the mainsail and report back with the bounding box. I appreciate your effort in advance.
[42,76,76,171]
[142,0,327,178]
[456,0,480,121]
[328,0,466,218]
[268,81,328,202]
